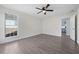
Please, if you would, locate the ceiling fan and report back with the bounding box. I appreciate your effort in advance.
[36,4,54,15]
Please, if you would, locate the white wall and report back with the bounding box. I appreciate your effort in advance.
[18,12,41,39]
[66,18,70,35]
[0,8,4,41]
[42,16,61,36]
[70,14,75,41]
[77,9,79,44]
[0,6,41,43]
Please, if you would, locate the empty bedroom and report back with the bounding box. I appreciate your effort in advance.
[0,4,79,54]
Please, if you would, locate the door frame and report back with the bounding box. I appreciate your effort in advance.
[75,15,77,43]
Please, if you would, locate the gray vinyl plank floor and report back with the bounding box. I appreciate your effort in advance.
[0,34,79,54]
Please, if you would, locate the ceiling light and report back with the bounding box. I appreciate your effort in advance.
[43,11,46,13]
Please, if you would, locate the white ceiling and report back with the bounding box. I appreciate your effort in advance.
[1,4,79,18]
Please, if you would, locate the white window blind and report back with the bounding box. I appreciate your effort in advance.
[6,19,16,26]
[5,13,17,26]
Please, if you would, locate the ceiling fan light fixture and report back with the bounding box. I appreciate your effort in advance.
[36,4,54,15]
[43,11,46,13]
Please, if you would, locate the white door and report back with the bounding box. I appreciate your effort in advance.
[70,15,75,41]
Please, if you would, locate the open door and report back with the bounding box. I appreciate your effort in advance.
[70,14,77,43]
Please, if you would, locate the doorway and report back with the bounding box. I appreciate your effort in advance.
[61,18,70,36]
[61,15,78,43]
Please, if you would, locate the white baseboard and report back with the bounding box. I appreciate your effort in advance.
[41,33,61,37]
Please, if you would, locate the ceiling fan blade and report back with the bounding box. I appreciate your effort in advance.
[46,10,54,11]
[46,4,50,8]
[36,7,42,10]
[37,11,43,14]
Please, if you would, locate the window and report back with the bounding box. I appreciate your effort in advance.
[5,13,17,26]
[5,13,17,37]
[6,19,16,26]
